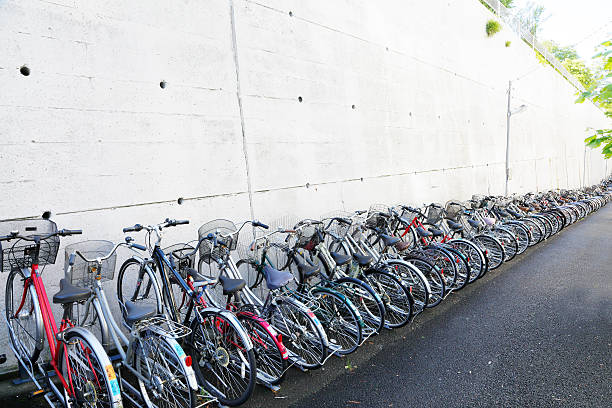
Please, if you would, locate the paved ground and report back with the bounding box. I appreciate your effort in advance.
[2,203,611,407]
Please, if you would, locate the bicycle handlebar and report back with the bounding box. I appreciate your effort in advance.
[0,228,82,242]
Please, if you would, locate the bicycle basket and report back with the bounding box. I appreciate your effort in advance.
[163,243,195,278]
[365,212,388,230]
[198,219,238,264]
[444,201,464,221]
[293,220,322,250]
[65,240,116,286]
[0,219,59,273]
[425,205,444,224]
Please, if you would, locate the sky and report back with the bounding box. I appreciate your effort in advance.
[511,0,612,63]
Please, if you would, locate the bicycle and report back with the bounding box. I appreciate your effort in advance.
[115,219,258,406]
[1,218,122,408]
[197,219,330,371]
[64,239,200,408]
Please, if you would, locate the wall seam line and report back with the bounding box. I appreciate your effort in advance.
[229,0,256,221]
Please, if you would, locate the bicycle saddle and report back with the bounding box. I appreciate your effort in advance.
[507,209,522,218]
[352,252,372,266]
[483,216,496,226]
[395,241,411,251]
[124,300,157,326]
[330,251,351,266]
[53,279,92,304]
[380,234,400,247]
[263,264,293,290]
[467,219,481,229]
[427,227,444,237]
[293,256,320,280]
[415,227,433,238]
[218,275,245,295]
[446,220,463,231]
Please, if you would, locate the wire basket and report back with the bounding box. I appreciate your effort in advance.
[65,240,116,287]
[134,316,191,339]
[425,204,444,224]
[198,219,238,264]
[444,201,464,221]
[0,219,59,273]
[292,220,322,250]
[163,243,195,278]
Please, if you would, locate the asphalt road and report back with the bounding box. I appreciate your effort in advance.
[3,203,611,407]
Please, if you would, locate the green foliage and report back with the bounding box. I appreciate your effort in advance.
[500,0,515,8]
[544,40,579,61]
[486,20,501,37]
[576,39,612,159]
[505,40,512,47]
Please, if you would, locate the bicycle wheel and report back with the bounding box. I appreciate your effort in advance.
[57,329,123,407]
[491,228,518,262]
[116,258,163,316]
[5,268,43,364]
[384,259,429,312]
[269,297,327,370]
[447,239,486,282]
[135,331,197,408]
[334,277,386,335]
[364,268,413,328]
[310,288,362,355]
[236,313,287,386]
[420,246,458,292]
[503,222,529,255]
[472,235,505,270]
[189,311,256,406]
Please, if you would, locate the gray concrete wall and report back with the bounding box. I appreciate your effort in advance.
[0,0,609,371]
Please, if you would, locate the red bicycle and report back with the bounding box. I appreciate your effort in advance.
[1,218,122,408]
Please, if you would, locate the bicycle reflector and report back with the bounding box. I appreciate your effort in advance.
[185,355,192,367]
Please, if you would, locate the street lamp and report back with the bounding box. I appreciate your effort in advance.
[505,80,528,196]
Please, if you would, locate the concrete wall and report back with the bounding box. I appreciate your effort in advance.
[0,0,609,371]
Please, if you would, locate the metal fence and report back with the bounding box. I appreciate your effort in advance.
[480,0,586,92]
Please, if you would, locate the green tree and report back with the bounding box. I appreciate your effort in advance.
[543,41,597,89]
[577,39,612,158]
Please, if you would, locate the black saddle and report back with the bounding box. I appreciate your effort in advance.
[427,228,444,237]
[53,279,92,305]
[446,220,463,231]
[124,300,157,326]
[507,209,522,218]
[294,256,320,280]
[415,227,433,238]
[330,251,351,266]
[380,234,400,247]
[219,275,245,295]
[352,252,372,266]
[468,219,482,229]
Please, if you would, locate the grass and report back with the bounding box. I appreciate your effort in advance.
[486,20,501,37]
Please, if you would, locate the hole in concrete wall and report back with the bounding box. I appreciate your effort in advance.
[159,81,167,89]
[360,177,364,182]
[305,182,310,188]
[177,197,184,205]
[42,210,52,220]
[20,65,30,76]
[437,115,441,119]
[351,104,356,109]
[289,11,293,16]
[298,96,303,102]
[385,47,389,51]
[409,112,412,117]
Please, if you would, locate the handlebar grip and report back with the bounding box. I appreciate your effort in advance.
[131,243,146,251]
[62,229,83,236]
[337,217,351,225]
[253,221,269,229]
[68,253,76,266]
[123,224,142,233]
[175,220,189,225]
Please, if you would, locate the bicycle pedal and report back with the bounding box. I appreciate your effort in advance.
[30,389,46,399]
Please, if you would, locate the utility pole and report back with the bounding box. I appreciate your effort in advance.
[505,80,512,196]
